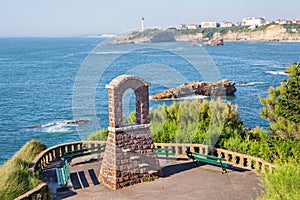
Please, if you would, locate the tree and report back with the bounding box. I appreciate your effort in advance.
[260,62,300,138]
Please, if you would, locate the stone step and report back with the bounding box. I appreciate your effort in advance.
[130,156,140,160]
[148,170,158,174]
[138,163,149,168]
[122,148,131,153]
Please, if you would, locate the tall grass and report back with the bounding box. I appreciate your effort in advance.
[0,140,46,200]
[260,162,300,200]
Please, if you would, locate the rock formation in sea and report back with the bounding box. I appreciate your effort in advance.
[202,38,224,46]
[152,79,236,99]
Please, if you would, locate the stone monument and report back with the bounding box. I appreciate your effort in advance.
[99,75,160,189]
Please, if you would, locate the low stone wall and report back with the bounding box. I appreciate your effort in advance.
[154,143,275,173]
[20,141,275,199]
[29,141,275,174]
[215,148,275,173]
[29,141,106,173]
[14,183,49,200]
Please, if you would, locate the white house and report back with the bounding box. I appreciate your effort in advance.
[220,21,233,27]
[242,17,266,29]
[201,21,217,28]
[187,24,200,29]
[179,24,187,29]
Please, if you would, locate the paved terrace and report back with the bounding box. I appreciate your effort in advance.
[42,155,262,200]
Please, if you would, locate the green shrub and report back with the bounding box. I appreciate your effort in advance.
[0,140,47,200]
[87,129,109,141]
[150,98,244,145]
[260,162,300,200]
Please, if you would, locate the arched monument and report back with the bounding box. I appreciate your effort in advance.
[99,75,160,189]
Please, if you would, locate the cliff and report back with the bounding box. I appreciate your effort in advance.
[152,79,236,99]
[221,25,300,41]
[106,24,300,45]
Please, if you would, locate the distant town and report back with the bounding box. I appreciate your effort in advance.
[177,17,300,30]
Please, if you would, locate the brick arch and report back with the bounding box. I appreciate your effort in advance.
[106,75,150,128]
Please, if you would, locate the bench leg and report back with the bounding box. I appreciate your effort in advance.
[219,161,227,174]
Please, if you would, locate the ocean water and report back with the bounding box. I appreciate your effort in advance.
[0,38,299,164]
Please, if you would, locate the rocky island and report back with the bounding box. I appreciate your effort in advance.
[152,79,236,99]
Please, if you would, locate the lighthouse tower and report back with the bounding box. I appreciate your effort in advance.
[141,17,145,31]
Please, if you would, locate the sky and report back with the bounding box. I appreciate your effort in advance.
[0,0,299,37]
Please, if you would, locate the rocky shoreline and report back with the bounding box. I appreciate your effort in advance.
[152,79,236,99]
[106,25,300,45]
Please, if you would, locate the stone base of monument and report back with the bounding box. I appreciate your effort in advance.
[99,125,161,189]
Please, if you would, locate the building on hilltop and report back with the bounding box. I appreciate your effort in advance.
[179,24,187,29]
[220,21,234,28]
[242,17,266,29]
[235,22,242,26]
[201,21,217,28]
[187,24,200,29]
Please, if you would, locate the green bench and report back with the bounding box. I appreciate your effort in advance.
[186,151,232,173]
[155,147,175,158]
[56,160,70,187]
[62,145,105,163]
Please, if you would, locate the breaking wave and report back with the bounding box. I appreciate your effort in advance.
[265,70,287,75]
[25,119,89,133]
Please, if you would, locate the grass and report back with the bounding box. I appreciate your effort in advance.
[0,140,47,200]
[260,162,300,200]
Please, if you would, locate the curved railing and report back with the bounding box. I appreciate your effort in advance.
[30,141,274,174]
[154,143,275,173]
[15,183,48,200]
[215,148,275,173]
[28,141,106,173]
[22,141,275,199]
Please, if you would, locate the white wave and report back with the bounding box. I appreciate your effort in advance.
[265,70,287,75]
[151,95,208,101]
[238,82,265,86]
[94,51,127,55]
[0,58,10,61]
[62,53,75,58]
[43,124,72,133]
[26,119,89,133]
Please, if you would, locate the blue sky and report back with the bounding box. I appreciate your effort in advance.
[0,0,299,37]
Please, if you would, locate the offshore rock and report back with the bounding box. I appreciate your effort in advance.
[152,79,236,99]
[202,38,224,46]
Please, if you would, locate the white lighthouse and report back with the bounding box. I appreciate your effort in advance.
[141,17,145,31]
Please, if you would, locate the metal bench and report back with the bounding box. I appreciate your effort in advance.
[55,160,70,187]
[186,151,232,173]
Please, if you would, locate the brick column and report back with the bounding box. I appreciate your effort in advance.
[99,75,160,189]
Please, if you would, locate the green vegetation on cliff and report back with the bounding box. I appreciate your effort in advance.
[260,62,300,139]
[0,140,47,200]
[124,24,300,42]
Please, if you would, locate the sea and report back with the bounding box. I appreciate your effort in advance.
[0,37,299,164]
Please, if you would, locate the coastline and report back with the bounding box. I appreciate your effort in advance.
[106,24,300,45]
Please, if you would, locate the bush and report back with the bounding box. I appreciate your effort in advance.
[260,162,300,200]
[223,127,300,164]
[150,98,244,145]
[87,129,109,141]
[0,140,47,200]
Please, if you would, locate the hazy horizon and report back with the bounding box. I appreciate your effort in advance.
[1,0,299,37]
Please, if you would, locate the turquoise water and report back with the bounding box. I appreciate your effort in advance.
[0,38,299,164]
